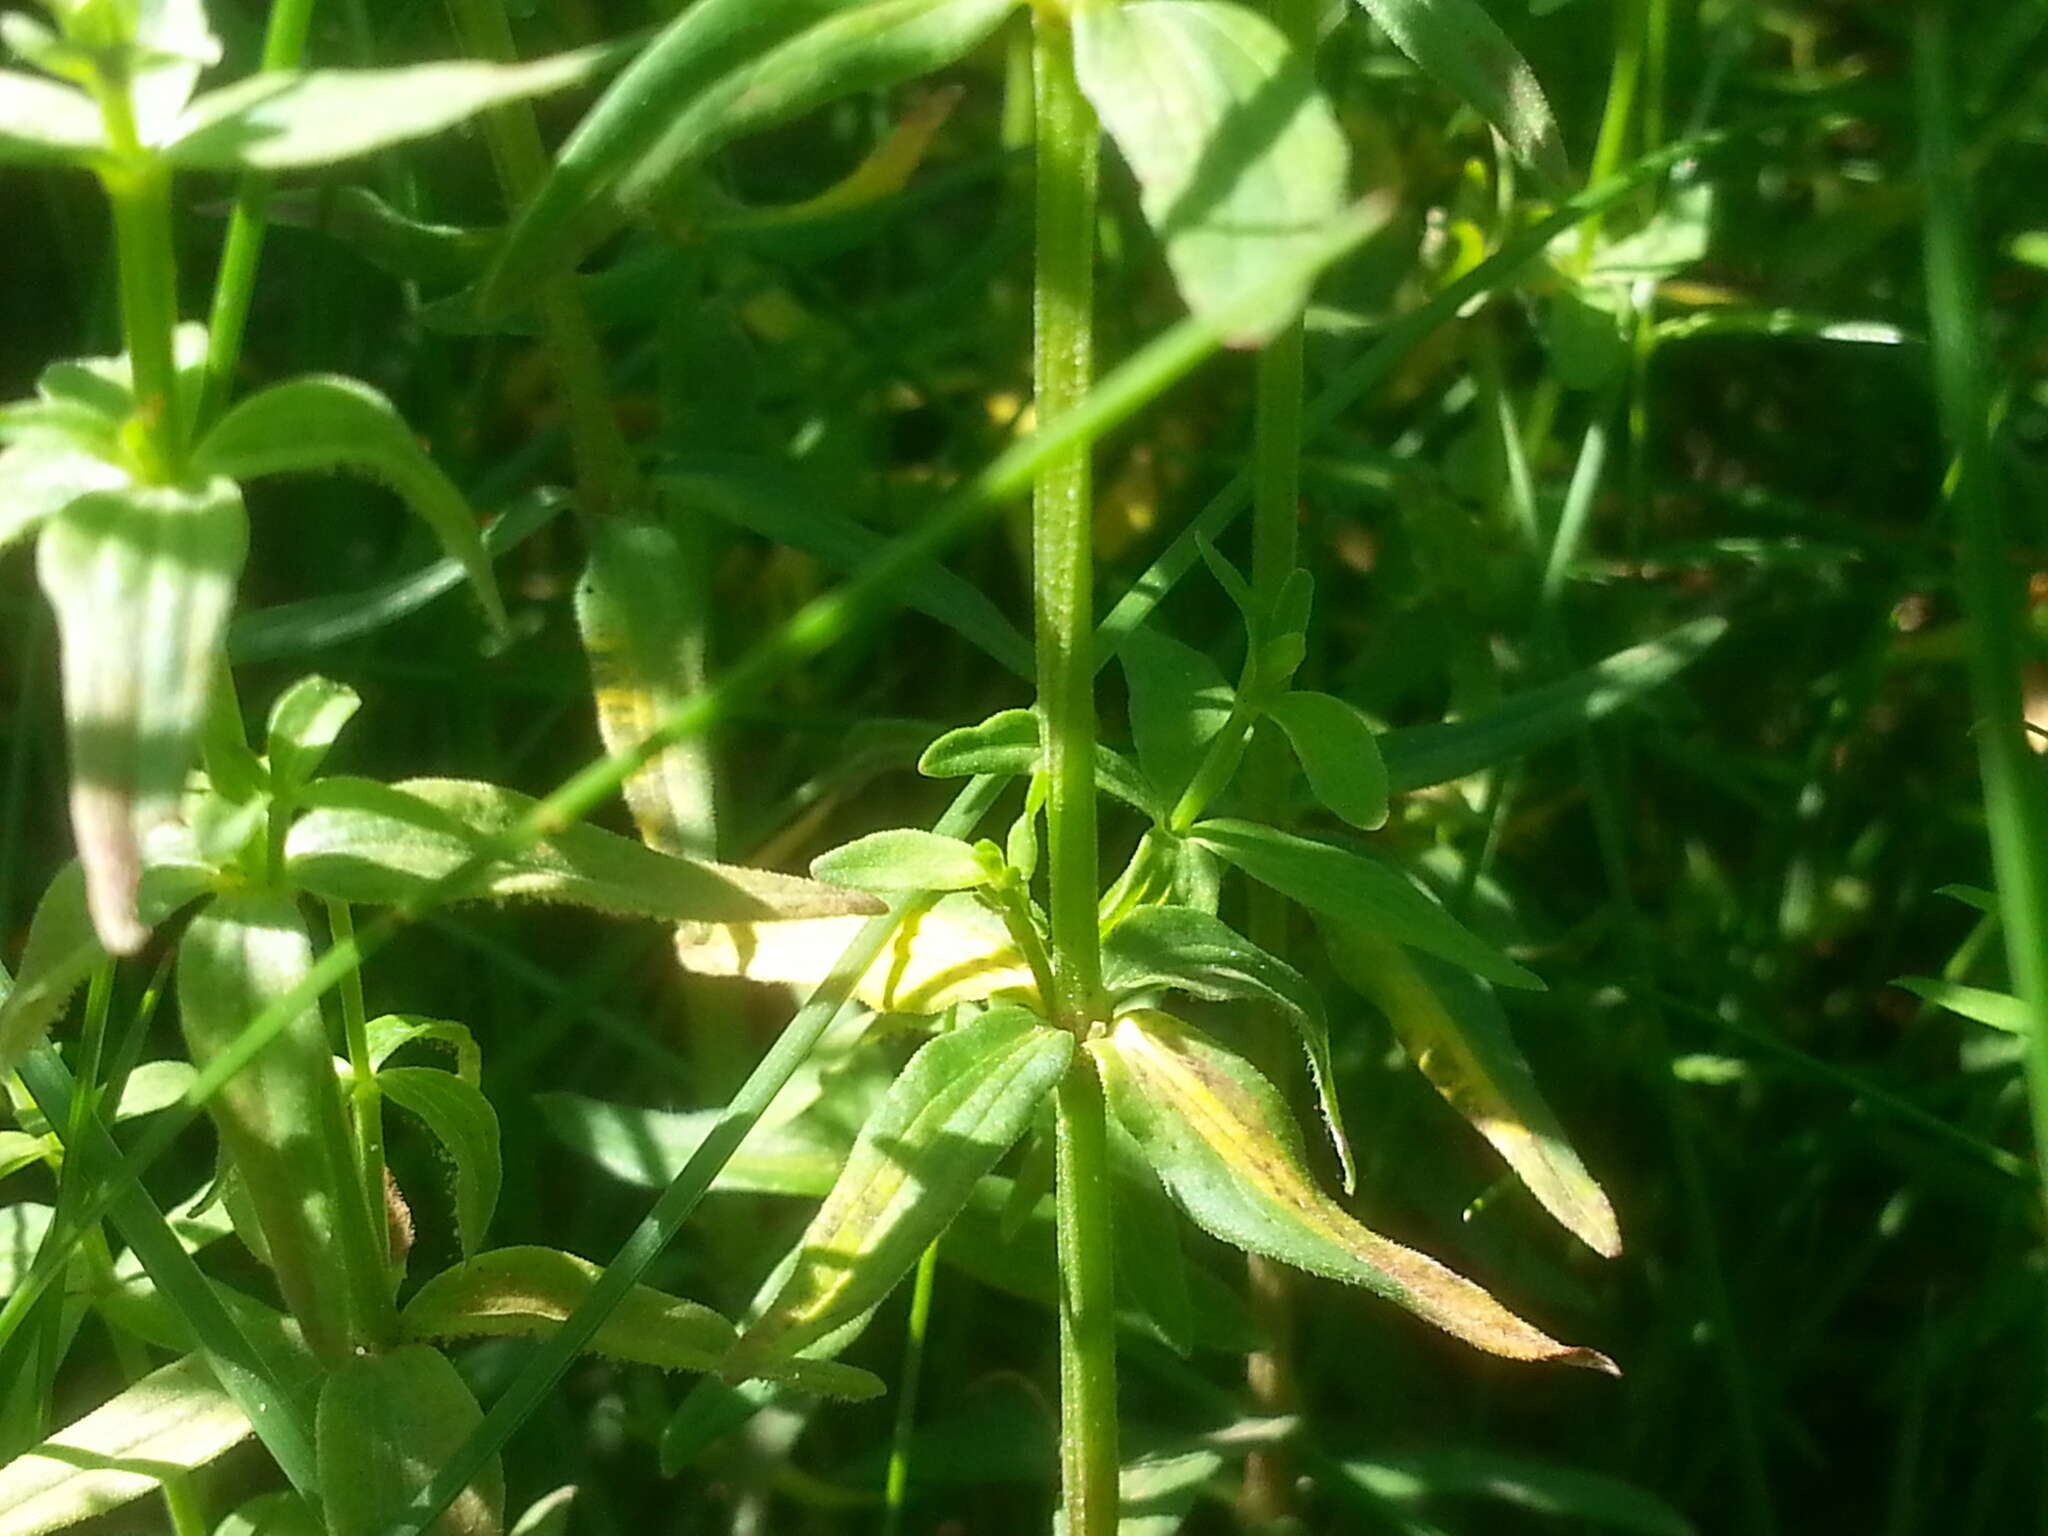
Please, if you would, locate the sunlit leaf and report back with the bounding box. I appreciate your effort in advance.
[1894,975,2031,1035]
[1092,1010,1615,1372]
[812,829,991,893]
[378,1067,502,1258]
[918,707,1157,813]
[726,1006,1073,1374]
[1074,0,1350,346]
[1192,819,1541,989]
[538,1092,847,1198]
[0,1354,250,1536]
[1265,689,1390,830]
[1123,627,1235,809]
[1324,922,1620,1257]
[263,675,361,796]
[0,71,104,164]
[1349,0,1567,183]
[366,1014,481,1082]
[0,1202,54,1298]
[316,1345,503,1536]
[287,777,879,923]
[1053,1449,1224,1536]
[38,479,247,952]
[192,376,506,635]
[0,440,126,550]
[674,892,1038,1013]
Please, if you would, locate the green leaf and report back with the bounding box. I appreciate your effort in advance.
[725,1006,1073,1374]
[1380,619,1727,794]
[1894,976,2031,1035]
[110,1058,199,1121]
[1192,819,1540,989]
[365,1014,481,1083]
[1122,627,1236,809]
[1073,0,1349,346]
[537,1092,847,1198]
[38,479,248,952]
[191,376,506,635]
[0,71,104,164]
[1324,923,1620,1257]
[377,1067,502,1258]
[264,675,361,796]
[1338,1447,1692,1535]
[1350,0,1567,183]
[811,829,992,893]
[214,1492,326,1536]
[287,776,880,923]
[482,0,1020,308]
[0,1131,49,1183]
[917,708,1157,813]
[1265,689,1390,830]
[316,1345,504,1536]
[0,440,126,550]
[263,186,500,290]
[0,1202,54,1298]
[1107,1133,1195,1356]
[1054,1449,1224,1536]
[164,44,623,170]
[1102,902,1354,1189]
[1091,1011,1615,1372]
[0,865,100,1072]
[0,1353,251,1536]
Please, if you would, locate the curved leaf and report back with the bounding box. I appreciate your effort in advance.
[812,829,991,893]
[264,675,361,796]
[316,1345,503,1536]
[918,708,1157,812]
[378,1066,502,1258]
[1265,689,1390,830]
[0,71,104,165]
[191,376,505,634]
[1092,1011,1615,1372]
[1074,0,1350,346]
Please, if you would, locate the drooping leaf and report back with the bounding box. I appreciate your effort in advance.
[286,776,879,923]
[1349,0,1568,183]
[316,1344,504,1536]
[482,0,1020,307]
[0,71,104,164]
[1192,819,1540,989]
[1324,921,1620,1257]
[917,708,1157,812]
[1092,1010,1615,1372]
[1122,626,1236,810]
[507,1488,578,1536]
[1073,0,1349,346]
[811,829,992,894]
[377,1067,502,1258]
[263,675,361,796]
[1264,689,1390,830]
[365,1014,482,1083]
[0,1354,250,1536]
[1894,976,2031,1035]
[1102,902,1354,1189]
[37,480,248,952]
[673,892,1038,1013]
[191,376,506,635]
[400,1246,880,1400]
[1378,617,1727,794]
[163,45,623,169]
[725,1006,1073,1375]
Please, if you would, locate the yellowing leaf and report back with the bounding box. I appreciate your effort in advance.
[674,893,1038,1013]
[1091,1011,1615,1374]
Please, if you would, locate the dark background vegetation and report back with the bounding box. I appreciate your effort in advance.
[5,0,2047,1532]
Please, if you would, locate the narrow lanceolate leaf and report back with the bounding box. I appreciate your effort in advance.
[483,0,1019,307]
[1265,690,1390,831]
[1349,0,1568,184]
[1091,1011,1615,1372]
[1103,902,1355,1189]
[163,44,624,169]
[192,376,506,635]
[1192,819,1541,989]
[918,707,1157,812]
[0,1354,250,1536]
[37,481,247,953]
[377,1067,502,1258]
[726,1007,1073,1375]
[1122,626,1236,808]
[177,893,373,1365]
[1894,975,2032,1035]
[316,1345,503,1536]
[0,71,104,164]
[286,777,878,923]
[400,1246,881,1400]
[1325,922,1620,1258]
[1073,0,1350,346]
[811,829,991,894]
[674,893,1037,1013]
[576,517,717,857]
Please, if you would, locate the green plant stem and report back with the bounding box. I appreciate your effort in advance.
[1915,2,2048,1217]
[197,0,320,427]
[96,89,183,475]
[328,900,390,1273]
[1578,0,1645,265]
[881,1242,940,1536]
[1054,1055,1121,1532]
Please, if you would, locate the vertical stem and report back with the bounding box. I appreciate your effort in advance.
[96,84,183,477]
[880,1242,940,1536]
[328,900,390,1274]
[1577,0,1645,265]
[1033,14,1117,1532]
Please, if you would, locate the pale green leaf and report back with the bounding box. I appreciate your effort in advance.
[378,1067,502,1258]
[726,1006,1073,1373]
[286,776,879,923]
[917,707,1157,812]
[508,1488,578,1536]
[1092,1010,1615,1372]
[264,675,361,795]
[538,1093,848,1198]
[1324,922,1620,1257]
[1053,1449,1224,1536]
[0,1354,250,1536]
[1191,819,1541,989]
[1351,0,1567,183]
[192,376,506,635]
[1122,627,1235,809]
[811,828,991,893]
[110,1058,199,1121]
[164,45,622,170]
[0,1202,54,1298]
[1894,975,2031,1035]
[1074,0,1349,345]
[0,71,104,164]
[0,440,126,550]
[316,1345,504,1536]
[38,479,247,952]
[0,1130,49,1183]
[1265,689,1390,830]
